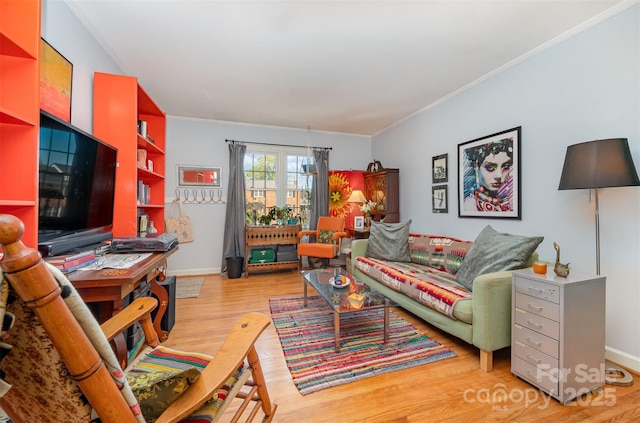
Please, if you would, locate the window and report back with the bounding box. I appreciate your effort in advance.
[244,146,313,227]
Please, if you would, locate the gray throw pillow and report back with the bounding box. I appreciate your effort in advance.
[365,220,412,262]
[455,225,543,291]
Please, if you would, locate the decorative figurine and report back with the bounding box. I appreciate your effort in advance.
[553,242,570,277]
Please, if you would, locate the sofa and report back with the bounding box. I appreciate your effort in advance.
[349,222,542,372]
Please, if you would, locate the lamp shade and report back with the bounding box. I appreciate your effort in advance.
[558,138,640,190]
[347,189,367,203]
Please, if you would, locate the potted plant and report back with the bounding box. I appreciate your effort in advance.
[268,205,293,225]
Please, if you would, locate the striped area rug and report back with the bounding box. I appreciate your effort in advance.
[269,296,456,395]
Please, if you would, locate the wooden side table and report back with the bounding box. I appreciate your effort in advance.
[245,224,301,277]
[345,226,370,239]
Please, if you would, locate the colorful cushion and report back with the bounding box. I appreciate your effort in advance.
[126,346,210,422]
[409,234,473,275]
[318,229,336,244]
[180,366,244,422]
[455,225,543,291]
[355,256,471,320]
[0,289,93,422]
[365,220,412,262]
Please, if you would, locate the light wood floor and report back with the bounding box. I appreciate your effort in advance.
[164,271,640,423]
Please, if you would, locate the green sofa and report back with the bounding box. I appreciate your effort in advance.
[349,227,540,372]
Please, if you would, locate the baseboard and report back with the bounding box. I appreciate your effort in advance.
[605,345,640,374]
[167,267,219,277]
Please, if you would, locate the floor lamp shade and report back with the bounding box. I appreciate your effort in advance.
[558,138,640,277]
[558,138,640,190]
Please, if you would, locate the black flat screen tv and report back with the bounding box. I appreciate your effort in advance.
[38,110,118,256]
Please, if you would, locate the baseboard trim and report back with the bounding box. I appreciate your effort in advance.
[605,345,640,374]
[167,267,219,277]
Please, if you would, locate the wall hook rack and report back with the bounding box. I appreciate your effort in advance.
[175,188,225,204]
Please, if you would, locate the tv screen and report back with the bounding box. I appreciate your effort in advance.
[38,110,117,250]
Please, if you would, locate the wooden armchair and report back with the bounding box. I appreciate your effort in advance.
[297,216,348,268]
[0,214,276,423]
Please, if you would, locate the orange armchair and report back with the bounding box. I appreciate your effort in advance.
[297,216,348,268]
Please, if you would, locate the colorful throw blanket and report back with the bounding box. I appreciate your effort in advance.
[355,257,471,319]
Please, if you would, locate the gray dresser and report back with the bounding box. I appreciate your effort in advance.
[511,268,605,404]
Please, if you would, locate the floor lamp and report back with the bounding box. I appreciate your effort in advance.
[558,137,640,386]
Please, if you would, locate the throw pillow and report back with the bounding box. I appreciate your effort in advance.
[409,235,473,275]
[455,225,543,291]
[365,220,412,262]
[126,346,210,422]
[318,229,336,244]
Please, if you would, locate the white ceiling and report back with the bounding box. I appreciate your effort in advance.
[65,0,630,136]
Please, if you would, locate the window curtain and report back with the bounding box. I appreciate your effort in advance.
[221,142,247,274]
[309,149,330,230]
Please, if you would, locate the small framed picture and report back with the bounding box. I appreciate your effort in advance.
[354,216,364,230]
[432,186,448,213]
[432,154,448,183]
[177,165,222,187]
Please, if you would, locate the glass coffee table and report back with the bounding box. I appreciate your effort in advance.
[302,268,396,352]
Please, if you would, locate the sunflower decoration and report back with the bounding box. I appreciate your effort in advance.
[328,172,353,218]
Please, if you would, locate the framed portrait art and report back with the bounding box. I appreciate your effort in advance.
[353,216,365,230]
[458,126,521,219]
[432,185,448,213]
[432,154,448,183]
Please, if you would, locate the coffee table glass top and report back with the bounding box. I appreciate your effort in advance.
[302,268,395,313]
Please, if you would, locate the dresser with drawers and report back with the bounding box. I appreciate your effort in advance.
[511,268,605,404]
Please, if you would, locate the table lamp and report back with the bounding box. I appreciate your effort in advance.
[347,190,367,226]
[347,189,367,205]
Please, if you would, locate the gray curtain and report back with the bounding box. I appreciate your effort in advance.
[309,149,330,230]
[221,142,247,274]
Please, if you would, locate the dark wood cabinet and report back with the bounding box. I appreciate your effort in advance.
[364,167,399,223]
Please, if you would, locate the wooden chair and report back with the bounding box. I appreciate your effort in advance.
[297,216,348,268]
[0,214,276,423]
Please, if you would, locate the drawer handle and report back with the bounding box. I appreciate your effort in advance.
[526,337,542,347]
[527,303,543,311]
[526,354,542,364]
[527,320,543,328]
[528,286,543,293]
[526,370,542,381]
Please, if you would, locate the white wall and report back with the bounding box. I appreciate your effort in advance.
[41,0,372,275]
[373,5,640,369]
[41,0,124,131]
[164,117,370,275]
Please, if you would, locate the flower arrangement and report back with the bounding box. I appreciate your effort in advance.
[359,200,377,216]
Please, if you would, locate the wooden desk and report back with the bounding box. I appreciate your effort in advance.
[68,247,177,342]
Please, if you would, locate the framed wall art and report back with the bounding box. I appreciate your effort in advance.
[432,153,448,183]
[177,165,222,187]
[458,126,521,219]
[432,185,448,213]
[40,38,73,123]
